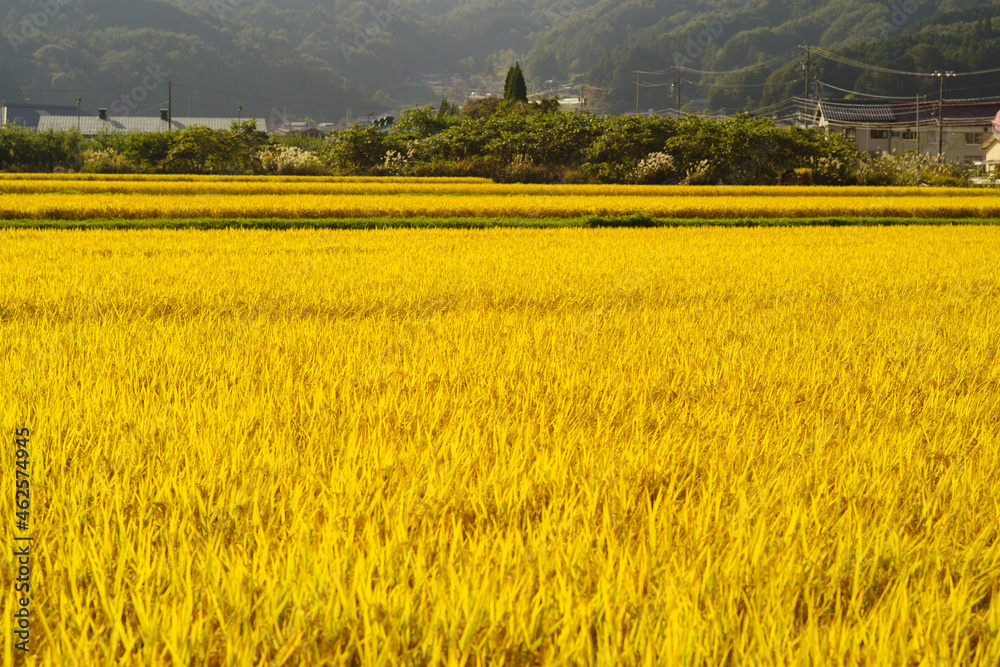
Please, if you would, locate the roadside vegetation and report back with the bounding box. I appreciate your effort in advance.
[0,102,977,186]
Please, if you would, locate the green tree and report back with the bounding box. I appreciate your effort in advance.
[437,98,460,118]
[390,106,452,140]
[461,97,501,119]
[318,125,394,174]
[504,62,528,104]
[123,133,176,172]
[0,126,81,171]
[224,120,270,173]
[162,122,269,174]
[163,126,226,174]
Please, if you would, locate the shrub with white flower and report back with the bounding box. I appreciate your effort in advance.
[80,149,131,174]
[682,158,712,185]
[382,148,417,176]
[259,146,325,175]
[628,151,674,184]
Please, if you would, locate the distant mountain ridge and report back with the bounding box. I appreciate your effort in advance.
[2,0,999,122]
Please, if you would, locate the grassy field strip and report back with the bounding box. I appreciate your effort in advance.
[0,173,491,183]
[4,217,1000,230]
[1,226,998,663]
[3,178,1000,197]
[4,192,1000,219]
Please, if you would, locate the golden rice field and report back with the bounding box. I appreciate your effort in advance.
[4,192,1000,221]
[2,226,999,665]
[4,177,1000,198]
[2,175,1000,222]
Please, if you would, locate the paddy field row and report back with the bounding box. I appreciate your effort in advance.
[3,192,1000,221]
[1,175,1000,224]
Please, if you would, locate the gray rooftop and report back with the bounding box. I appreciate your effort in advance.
[818,101,895,123]
[1,103,83,129]
[37,116,267,134]
[817,99,1000,127]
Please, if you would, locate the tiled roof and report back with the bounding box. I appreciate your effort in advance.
[818,101,894,122]
[818,98,1000,127]
[37,116,267,134]
[892,103,998,126]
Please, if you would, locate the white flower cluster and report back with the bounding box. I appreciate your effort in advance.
[808,155,846,182]
[682,158,711,185]
[382,149,414,176]
[80,148,130,174]
[84,149,118,165]
[629,151,674,184]
[260,146,324,175]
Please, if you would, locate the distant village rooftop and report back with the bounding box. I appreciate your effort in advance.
[1,102,82,129]
[37,109,266,135]
[815,98,1000,127]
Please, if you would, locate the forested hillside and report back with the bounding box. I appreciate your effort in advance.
[1,0,381,121]
[3,0,1000,122]
[585,0,1000,113]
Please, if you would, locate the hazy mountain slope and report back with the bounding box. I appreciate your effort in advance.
[4,0,999,121]
[2,0,380,121]
[583,0,1000,112]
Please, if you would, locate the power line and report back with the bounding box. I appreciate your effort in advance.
[680,51,800,76]
[680,79,774,90]
[12,86,152,94]
[632,51,799,78]
[817,80,934,99]
[809,46,1000,78]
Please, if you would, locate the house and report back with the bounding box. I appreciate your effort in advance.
[814,98,1000,164]
[36,108,266,135]
[979,110,1000,175]
[1,102,84,129]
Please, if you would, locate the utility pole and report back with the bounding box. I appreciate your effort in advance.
[635,71,640,115]
[676,66,682,116]
[75,97,82,133]
[167,81,172,131]
[934,71,955,159]
[801,45,811,129]
[915,94,920,151]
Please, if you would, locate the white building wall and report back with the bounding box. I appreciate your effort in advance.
[824,122,989,163]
